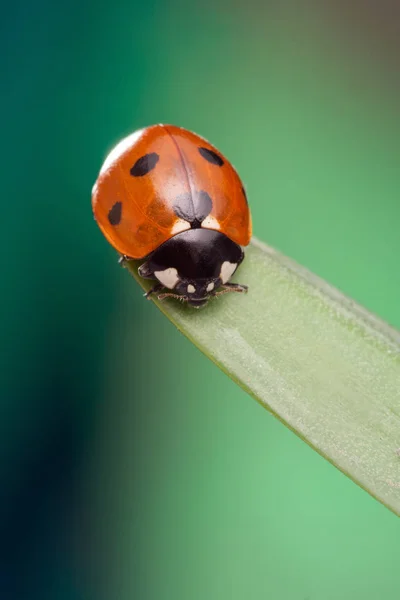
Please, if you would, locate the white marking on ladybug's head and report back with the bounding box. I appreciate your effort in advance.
[220,261,237,284]
[100,129,145,174]
[187,284,196,294]
[154,267,179,289]
[206,282,215,292]
[201,215,220,230]
[171,219,191,236]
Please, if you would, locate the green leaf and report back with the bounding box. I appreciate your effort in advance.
[125,237,400,516]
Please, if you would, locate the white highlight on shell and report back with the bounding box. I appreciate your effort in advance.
[201,215,220,230]
[187,284,195,294]
[206,282,215,292]
[171,219,191,236]
[220,261,237,284]
[100,129,145,174]
[154,267,179,289]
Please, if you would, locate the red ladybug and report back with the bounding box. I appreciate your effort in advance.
[92,124,251,308]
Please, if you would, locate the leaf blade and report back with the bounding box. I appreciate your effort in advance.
[126,237,400,515]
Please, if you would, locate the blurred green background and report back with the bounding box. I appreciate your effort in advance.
[2,1,400,598]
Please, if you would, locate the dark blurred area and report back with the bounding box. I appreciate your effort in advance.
[1,1,400,598]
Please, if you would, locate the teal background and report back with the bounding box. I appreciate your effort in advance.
[2,1,400,598]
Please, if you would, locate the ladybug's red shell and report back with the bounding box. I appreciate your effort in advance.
[92,124,252,259]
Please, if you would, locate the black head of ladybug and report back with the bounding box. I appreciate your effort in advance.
[138,229,247,308]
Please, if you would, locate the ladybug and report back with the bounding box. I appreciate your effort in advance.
[92,124,251,308]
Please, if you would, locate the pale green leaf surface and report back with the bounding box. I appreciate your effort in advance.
[126,237,400,515]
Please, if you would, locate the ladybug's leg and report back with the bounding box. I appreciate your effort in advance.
[222,282,248,293]
[213,283,248,297]
[118,254,134,267]
[137,260,155,279]
[144,283,164,299]
[157,292,188,303]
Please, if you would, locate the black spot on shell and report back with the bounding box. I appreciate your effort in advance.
[242,185,248,204]
[198,147,224,166]
[130,153,159,176]
[173,190,213,228]
[108,201,122,225]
